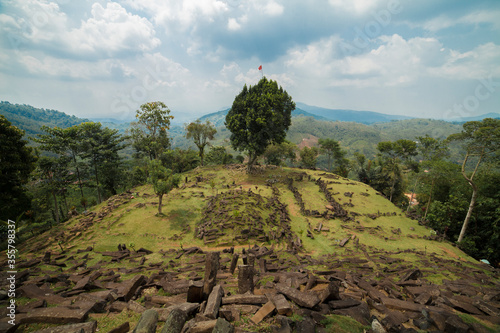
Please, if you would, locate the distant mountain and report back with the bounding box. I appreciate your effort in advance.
[296,102,414,124]
[198,106,328,127]
[448,113,500,123]
[0,101,90,138]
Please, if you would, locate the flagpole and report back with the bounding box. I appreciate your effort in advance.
[259,65,263,79]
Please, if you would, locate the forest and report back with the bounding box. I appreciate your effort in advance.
[1,97,499,267]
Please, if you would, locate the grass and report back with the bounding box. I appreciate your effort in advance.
[321,314,371,333]
[457,313,499,333]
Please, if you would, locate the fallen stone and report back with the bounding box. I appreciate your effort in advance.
[132,309,158,333]
[204,285,224,319]
[188,319,217,333]
[332,302,371,325]
[212,317,235,333]
[31,321,97,333]
[18,284,65,304]
[295,317,316,333]
[108,322,130,333]
[250,301,275,324]
[319,281,340,303]
[448,297,483,315]
[328,298,361,310]
[161,308,187,333]
[380,297,422,312]
[19,307,90,325]
[128,300,147,313]
[276,284,320,309]
[270,293,292,316]
[115,275,146,302]
[221,295,268,305]
[474,300,500,316]
[444,315,469,333]
[400,269,422,282]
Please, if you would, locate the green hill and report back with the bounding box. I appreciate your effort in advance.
[4,165,499,333]
[0,101,89,138]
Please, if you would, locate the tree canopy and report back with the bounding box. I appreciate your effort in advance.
[130,101,174,160]
[447,118,500,243]
[185,119,217,166]
[225,77,295,171]
[0,115,37,222]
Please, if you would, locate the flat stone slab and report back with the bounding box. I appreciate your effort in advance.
[250,301,276,324]
[18,307,90,325]
[380,297,422,312]
[32,321,97,333]
[221,294,268,305]
[276,284,320,309]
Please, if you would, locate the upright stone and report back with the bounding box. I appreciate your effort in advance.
[247,254,256,267]
[161,308,187,333]
[132,309,158,333]
[229,253,239,274]
[187,280,204,303]
[203,252,220,299]
[258,258,267,273]
[204,285,224,319]
[238,265,254,294]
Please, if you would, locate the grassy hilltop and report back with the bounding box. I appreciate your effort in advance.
[23,165,467,263]
[9,165,499,332]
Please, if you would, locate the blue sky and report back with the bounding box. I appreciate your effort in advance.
[0,0,499,122]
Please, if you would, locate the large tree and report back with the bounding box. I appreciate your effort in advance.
[318,138,349,175]
[0,115,37,222]
[225,77,295,171]
[185,119,217,166]
[79,122,125,203]
[377,139,418,202]
[36,125,86,198]
[447,118,500,243]
[130,101,174,160]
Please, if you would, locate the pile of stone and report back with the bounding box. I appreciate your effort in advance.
[1,242,499,333]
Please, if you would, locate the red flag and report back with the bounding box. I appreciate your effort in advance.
[258,65,262,70]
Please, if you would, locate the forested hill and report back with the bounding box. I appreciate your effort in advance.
[2,101,464,158]
[0,101,89,137]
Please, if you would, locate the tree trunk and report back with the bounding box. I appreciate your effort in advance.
[457,151,482,243]
[158,194,163,215]
[92,154,102,203]
[199,147,204,166]
[423,179,434,220]
[73,153,84,198]
[247,152,258,173]
[52,191,60,224]
[458,183,478,243]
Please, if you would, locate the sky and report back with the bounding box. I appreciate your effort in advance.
[0,0,499,123]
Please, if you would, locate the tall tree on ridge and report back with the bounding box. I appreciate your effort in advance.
[130,101,174,160]
[185,119,217,166]
[226,77,295,171]
[447,118,500,243]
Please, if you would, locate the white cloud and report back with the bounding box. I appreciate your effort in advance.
[421,10,500,32]
[434,43,500,80]
[328,0,385,15]
[124,0,228,31]
[68,2,160,56]
[1,1,159,58]
[19,55,131,79]
[227,18,241,31]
